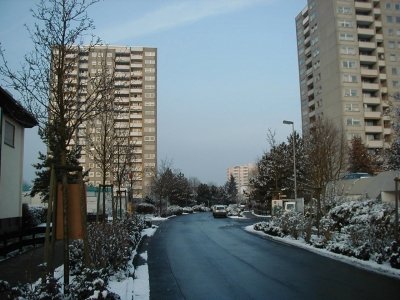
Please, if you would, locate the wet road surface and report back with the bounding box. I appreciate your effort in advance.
[147,212,400,300]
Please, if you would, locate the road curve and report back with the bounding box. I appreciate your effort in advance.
[147,212,400,300]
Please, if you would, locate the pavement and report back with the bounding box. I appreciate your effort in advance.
[0,241,64,286]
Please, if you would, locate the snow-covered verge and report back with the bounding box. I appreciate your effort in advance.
[0,215,155,299]
[247,199,400,278]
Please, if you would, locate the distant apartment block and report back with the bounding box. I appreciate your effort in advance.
[61,45,157,198]
[227,163,256,196]
[296,0,400,151]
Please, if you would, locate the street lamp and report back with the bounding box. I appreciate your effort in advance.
[283,120,297,200]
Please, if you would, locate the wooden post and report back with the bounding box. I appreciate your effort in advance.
[78,170,91,266]
[44,165,56,274]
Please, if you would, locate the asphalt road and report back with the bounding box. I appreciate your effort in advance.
[147,212,400,300]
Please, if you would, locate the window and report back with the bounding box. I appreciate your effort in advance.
[344,88,358,97]
[392,67,398,75]
[144,136,155,142]
[145,85,155,90]
[144,101,155,107]
[346,118,361,126]
[144,145,155,150]
[145,52,156,57]
[144,60,155,64]
[344,103,360,111]
[144,68,155,73]
[337,6,352,14]
[342,74,358,83]
[4,121,15,147]
[144,93,155,98]
[144,118,155,124]
[342,60,357,68]
[144,127,155,132]
[390,54,397,62]
[338,20,353,28]
[145,76,155,81]
[386,3,392,9]
[340,46,356,55]
[144,110,155,116]
[393,81,399,88]
[387,16,394,23]
[339,33,354,41]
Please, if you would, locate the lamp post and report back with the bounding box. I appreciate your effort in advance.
[283,120,297,200]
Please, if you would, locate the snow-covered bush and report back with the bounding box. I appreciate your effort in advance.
[22,204,46,229]
[254,221,283,237]
[135,202,156,214]
[163,205,183,217]
[85,216,144,273]
[387,241,400,269]
[192,204,210,212]
[226,204,243,217]
[279,211,305,239]
[69,269,120,299]
[183,207,194,214]
[0,276,62,299]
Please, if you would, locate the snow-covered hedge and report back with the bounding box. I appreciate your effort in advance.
[183,207,194,214]
[254,199,400,268]
[22,204,46,229]
[163,205,183,217]
[192,204,211,212]
[1,215,146,299]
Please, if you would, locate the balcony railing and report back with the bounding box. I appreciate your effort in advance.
[365,125,382,133]
[364,111,381,119]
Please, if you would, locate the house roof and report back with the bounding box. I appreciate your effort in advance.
[0,86,38,128]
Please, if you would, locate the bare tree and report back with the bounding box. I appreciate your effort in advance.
[0,0,112,290]
[304,118,346,234]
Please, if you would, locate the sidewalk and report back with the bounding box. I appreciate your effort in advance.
[0,241,64,286]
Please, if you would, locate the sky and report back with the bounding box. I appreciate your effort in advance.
[0,0,306,186]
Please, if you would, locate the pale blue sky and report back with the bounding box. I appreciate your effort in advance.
[0,0,306,185]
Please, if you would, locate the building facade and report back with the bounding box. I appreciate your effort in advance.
[296,0,400,151]
[65,45,157,198]
[227,163,256,197]
[0,87,38,234]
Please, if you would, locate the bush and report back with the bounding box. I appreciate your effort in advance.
[135,202,156,214]
[192,205,210,212]
[163,205,183,217]
[22,204,46,230]
[183,207,193,214]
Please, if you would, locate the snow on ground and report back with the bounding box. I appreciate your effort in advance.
[244,225,400,280]
[132,252,150,300]
[108,225,158,299]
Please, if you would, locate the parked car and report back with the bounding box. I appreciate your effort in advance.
[213,205,227,218]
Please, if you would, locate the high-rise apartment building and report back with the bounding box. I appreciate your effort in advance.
[65,45,157,198]
[227,163,257,196]
[296,0,400,151]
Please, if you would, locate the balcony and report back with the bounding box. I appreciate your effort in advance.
[363,96,380,104]
[365,140,383,148]
[384,128,392,135]
[131,63,143,68]
[308,99,315,107]
[373,8,381,15]
[362,82,379,90]
[379,73,387,80]
[377,47,384,53]
[357,28,375,37]
[130,88,142,93]
[360,68,378,77]
[115,65,130,71]
[130,132,142,137]
[131,54,143,60]
[131,105,143,110]
[365,125,382,133]
[131,80,142,85]
[375,34,383,41]
[131,97,142,102]
[356,14,374,23]
[132,71,143,76]
[364,111,381,119]
[130,113,142,119]
[355,1,372,10]
[378,60,386,67]
[358,41,375,49]
[307,88,314,96]
[302,16,309,26]
[359,54,377,63]
[374,21,382,27]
